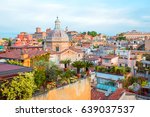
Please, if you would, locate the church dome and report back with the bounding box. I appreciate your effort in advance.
[46,17,69,42]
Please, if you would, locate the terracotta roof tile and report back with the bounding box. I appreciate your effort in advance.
[102,55,118,59]
[58,47,83,54]
[0,63,32,80]
[108,89,124,100]
[91,88,106,100]
[0,49,48,60]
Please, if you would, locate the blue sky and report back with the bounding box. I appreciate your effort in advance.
[0,0,150,38]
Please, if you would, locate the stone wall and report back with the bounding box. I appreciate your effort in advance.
[32,78,91,100]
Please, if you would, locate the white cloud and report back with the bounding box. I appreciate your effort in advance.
[142,16,150,20]
[0,0,149,35]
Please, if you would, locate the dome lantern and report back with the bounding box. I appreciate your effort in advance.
[54,16,61,30]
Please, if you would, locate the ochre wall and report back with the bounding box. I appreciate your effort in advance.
[32,78,91,100]
[23,59,30,67]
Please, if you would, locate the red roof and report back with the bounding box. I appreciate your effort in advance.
[91,88,106,100]
[0,49,48,60]
[108,89,124,100]
[0,63,32,80]
[10,45,43,49]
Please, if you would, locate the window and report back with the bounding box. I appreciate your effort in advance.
[56,47,59,52]
[78,54,80,57]
[104,59,110,63]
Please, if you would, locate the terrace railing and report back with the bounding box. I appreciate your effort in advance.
[136,94,150,100]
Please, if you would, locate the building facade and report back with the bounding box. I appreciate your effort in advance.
[145,39,150,51]
[46,17,70,52]
[45,17,84,64]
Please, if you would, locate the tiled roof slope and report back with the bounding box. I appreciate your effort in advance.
[108,89,124,100]
[91,88,106,100]
[0,63,32,80]
[0,49,48,60]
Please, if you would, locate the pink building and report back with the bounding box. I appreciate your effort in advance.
[13,32,38,46]
[102,55,119,67]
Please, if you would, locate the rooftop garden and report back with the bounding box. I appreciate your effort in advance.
[136,61,150,73]
[0,60,94,100]
[95,66,131,76]
[122,76,149,96]
[143,54,150,61]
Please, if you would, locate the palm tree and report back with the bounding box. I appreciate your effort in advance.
[67,59,71,67]
[60,59,71,71]
[72,61,84,77]
[60,60,68,69]
[59,70,75,85]
[83,61,94,75]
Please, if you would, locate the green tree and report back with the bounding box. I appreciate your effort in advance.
[59,70,76,85]
[95,66,106,72]
[34,60,48,70]
[1,72,36,100]
[72,61,84,74]
[6,60,23,66]
[37,39,43,42]
[125,67,131,73]
[116,34,126,41]
[88,31,97,37]
[143,54,150,61]
[34,69,46,88]
[60,59,71,69]
[2,38,10,42]
[46,62,62,83]
[83,61,94,75]
[8,39,12,47]
[82,32,86,35]
[33,60,48,88]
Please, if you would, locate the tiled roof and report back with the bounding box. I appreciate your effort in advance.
[59,47,83,54]
[49,46,83,55]
[85,55,100,61]
[91,88,106,100]
[0,49,48,60]
[10,45,43,49]
[108,89,124,100]
[102,55,118,59]
[0,63,32,80]
[69,46,83,53]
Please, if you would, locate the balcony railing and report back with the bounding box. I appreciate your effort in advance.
[136,94,150,100]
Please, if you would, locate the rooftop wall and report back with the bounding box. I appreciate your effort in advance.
[32,78,91,100]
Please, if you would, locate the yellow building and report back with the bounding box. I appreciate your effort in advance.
[0,48,49,67]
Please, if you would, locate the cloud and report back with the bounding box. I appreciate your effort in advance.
[142,16,150,20]
[0,0,149,36]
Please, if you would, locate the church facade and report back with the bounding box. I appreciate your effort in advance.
[45,17,84,64]
[46,17,70,52]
